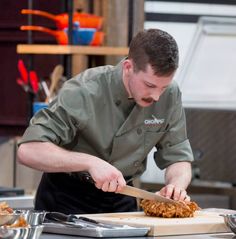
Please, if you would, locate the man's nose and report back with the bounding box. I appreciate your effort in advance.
[151,93,160,102]
[151,88,164,101]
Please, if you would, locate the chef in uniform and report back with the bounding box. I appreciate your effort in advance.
[17,29,194,214]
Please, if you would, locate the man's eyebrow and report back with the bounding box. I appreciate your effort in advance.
[145,80,169,89]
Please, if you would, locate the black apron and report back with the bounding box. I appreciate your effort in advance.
[35,173,137,214]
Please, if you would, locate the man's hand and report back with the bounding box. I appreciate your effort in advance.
[87,158,126,193]
[158,184,191,201]
[158,161,192,201]
[17,142,126,193]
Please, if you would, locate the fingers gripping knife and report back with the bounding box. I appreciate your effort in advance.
[78,172,178,204]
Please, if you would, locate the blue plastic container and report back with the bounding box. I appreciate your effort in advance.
[33,102,48,115]
[72,28,96,45]
[65,22,96,45]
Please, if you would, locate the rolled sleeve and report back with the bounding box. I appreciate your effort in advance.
[153,85,194,169]
[19,106,79,146]
[19,80,90,147]
[154,139,193,169]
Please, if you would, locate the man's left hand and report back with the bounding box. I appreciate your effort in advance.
[158,184,191,201]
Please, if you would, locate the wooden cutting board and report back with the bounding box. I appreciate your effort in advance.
[79,211,231,236]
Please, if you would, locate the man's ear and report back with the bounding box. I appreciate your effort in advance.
[122,59,133,74]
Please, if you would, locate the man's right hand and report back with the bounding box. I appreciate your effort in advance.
[18,142,126,193]
[87,157,126,193]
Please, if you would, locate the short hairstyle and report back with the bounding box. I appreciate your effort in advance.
[128,29,179,76]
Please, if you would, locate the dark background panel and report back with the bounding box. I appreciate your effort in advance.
[0,0,65,136]
[186,109,236,184]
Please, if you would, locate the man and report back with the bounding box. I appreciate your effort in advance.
[17,29,194,214]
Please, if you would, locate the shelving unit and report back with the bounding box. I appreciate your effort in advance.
[18,0,132,120]
[17,44,129,56]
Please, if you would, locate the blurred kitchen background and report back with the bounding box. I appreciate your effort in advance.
[1,0,236,209]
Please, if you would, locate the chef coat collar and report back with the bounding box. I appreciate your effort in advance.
[111,59,135,111]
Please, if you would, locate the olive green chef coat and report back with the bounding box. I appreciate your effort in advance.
[19,61,194,178]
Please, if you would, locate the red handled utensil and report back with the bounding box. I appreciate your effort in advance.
[16,78,30,92]
[16,59,39,94]
[29,71,39,94]
[18,59,28,84]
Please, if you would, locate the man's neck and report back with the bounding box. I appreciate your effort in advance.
[122,69,132,99]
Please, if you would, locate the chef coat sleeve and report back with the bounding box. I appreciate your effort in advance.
[18,81,90,147]
[153,87,194,170]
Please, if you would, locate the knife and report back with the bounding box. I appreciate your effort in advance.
[77,172,178,204]
[119,185,178,204]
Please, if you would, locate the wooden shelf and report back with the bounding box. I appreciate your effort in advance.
[17,44,129,56]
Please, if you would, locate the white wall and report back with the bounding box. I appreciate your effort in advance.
[140,0,236,183]
[144,1,236,81]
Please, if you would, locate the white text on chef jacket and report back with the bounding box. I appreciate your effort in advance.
[144,115,165,125]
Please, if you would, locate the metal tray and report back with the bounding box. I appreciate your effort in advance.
[43,222,149,237]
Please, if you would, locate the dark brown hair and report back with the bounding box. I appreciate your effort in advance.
[128,29,179,76]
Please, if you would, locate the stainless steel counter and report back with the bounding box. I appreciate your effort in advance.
[0,195,34,209]
[41,232,235,239]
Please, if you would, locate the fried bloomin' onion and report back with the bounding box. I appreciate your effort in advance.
[0,202,13,214]
[140,200,199,218]
[8,216,28,228]
[0,202,28,227]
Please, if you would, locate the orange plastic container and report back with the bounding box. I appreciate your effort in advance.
[21,9,103,30]
[20,25,104,46]
[90,31,104,46]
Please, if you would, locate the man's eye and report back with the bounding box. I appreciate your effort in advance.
[145,82,156,88]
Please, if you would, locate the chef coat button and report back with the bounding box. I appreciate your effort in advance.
[134,161,140,167]
[137,128,142,135]
[115,100,121,106]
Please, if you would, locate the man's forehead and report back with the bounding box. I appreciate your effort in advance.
[144,67,174,86]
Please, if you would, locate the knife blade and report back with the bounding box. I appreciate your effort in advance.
[119,185,178,204]
[76,172,180,204]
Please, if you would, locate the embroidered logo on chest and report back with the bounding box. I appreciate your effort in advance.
[144,115,165,126]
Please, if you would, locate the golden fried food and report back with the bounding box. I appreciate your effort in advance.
[0,202,13,214]
[0,202,28,227]
[8,216,28,228]
[140,200,199,218]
